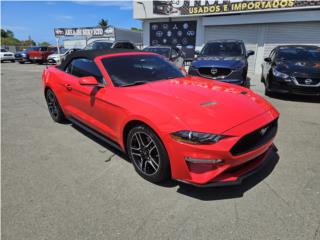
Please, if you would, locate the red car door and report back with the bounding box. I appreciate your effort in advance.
[61,58,118,140]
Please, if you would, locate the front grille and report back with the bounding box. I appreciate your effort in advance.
[292,87,320,95]
[198,67,231,78]
[4,54,13,57]
[295,77,320,86]
[224,153,263,173]
[231,119,278,156]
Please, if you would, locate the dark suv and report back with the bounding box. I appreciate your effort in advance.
[188,40,254,87]
[143,45,186,67]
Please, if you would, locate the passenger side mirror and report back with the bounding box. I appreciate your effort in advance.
[78,76,99,86]
[246,50,255,57]
[264,57,272,63]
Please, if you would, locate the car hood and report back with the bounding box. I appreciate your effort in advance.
[192,56,246,69]
[276,60,320,77]
[121,76,273,134]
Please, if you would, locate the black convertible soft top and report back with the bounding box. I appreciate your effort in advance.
[57,49,143,70]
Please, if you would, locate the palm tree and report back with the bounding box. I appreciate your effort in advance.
[98,19,109,30]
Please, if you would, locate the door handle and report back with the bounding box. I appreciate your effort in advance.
[64,84,72,91]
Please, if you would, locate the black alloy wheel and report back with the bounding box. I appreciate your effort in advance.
[45,89,65,123]
[127,125,170,183]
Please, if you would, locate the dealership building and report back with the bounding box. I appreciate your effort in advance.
[133,0,320,74]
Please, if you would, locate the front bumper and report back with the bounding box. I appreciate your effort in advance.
[270,76,320,96]
[16,55,28,61]
[47,58,57,64]
[177,144,277,187]
[1,56,15,60]
[162,108,279,186]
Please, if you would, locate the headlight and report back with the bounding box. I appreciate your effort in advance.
[273,68,289,79]
[171,130,223,144]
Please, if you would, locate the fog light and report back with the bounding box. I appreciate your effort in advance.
[185,157,224,164]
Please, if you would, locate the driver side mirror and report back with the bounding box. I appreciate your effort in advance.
[264,57,272,63]
[246,50,255,57]
[78,76,99,86]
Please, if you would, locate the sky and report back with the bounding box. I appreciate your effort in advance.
[1,1,141,44]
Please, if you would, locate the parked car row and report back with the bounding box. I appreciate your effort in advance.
[3,40,139,65]
[14,46,58,64]
[144,40,319,97]
[4,39,320,97]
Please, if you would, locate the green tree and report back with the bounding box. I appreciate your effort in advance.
[38,41,50,46]
[1,28,37,47]
[98,19,109,30]
[1,29,8,38]
[1,37,20,45]
[6,30,14,38]
[20,39,36,46]
[131,27,142,32]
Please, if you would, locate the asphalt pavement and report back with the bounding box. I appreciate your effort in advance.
[2,62,320,240]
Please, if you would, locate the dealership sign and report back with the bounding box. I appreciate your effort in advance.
[54,27,105,37]
[150,21,197,59]
[134,0,320,19]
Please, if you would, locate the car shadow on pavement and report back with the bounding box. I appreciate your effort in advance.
[173,150,279,201]
[269,93,320,103]
[71,124,130,162]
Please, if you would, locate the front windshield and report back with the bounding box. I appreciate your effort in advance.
[102,54,184,87]
[277,47,320,61]
[201,42,244,57]
[1,49,8,52]
[144,48,170,58]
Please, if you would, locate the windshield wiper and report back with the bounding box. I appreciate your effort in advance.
[121,81,148,87]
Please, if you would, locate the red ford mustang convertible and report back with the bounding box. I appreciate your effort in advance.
[42,49,279,187]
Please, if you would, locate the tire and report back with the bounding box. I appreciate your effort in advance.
[19,61,25,64]
[11,60,15,63]
[265,86,274,97]
[264,74,274,97]
[242,68,249,88]
[261,74,265,83]
[126,125,171,183]
[45,89,65,123]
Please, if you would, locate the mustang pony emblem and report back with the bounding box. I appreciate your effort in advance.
[210,68,218,75]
